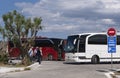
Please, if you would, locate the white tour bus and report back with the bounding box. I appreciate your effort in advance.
[64,33,120,64]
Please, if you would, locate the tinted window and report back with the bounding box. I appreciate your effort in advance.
[64,35,79,52]
[35,39,54,47]
[88,34,107,44]
[50,38,62,47]
[79,34,89,52]
[9,41,14,47]
[117,35,120,45]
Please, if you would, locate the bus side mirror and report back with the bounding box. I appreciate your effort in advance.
[74,39,77,44]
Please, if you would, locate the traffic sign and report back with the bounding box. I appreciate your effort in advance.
[107,28,116,36]
[108,36,116,53]
[107,28,116,53]
[107,27,116,70]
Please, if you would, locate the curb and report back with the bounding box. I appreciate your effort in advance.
[0,62,40,74]
[105,72,115,78]
[0,67,24,73]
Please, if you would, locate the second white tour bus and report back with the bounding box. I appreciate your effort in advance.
[64,33,120,64]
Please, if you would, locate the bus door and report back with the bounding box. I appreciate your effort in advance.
[79,35,89,52]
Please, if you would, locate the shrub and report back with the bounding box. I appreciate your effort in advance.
[22,55,32,66]
[0,54,9,64]
[24,67,31,71]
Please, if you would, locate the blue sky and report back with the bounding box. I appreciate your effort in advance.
[1,0,120,39]
[0,0,39,16]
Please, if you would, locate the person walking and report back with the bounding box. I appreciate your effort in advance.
[36,47,42,64]
[28,46,34,62]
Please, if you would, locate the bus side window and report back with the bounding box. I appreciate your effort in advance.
[117,35,120,45]
[88,34,107,44]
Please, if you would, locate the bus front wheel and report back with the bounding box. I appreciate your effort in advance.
[91,55,99,64]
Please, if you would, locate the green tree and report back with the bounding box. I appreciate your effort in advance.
[0,10,42,65]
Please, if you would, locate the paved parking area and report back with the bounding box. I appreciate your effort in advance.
[1,61,120,78]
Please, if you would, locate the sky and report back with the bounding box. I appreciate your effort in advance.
[0,0,120,39]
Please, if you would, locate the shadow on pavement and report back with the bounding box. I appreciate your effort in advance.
[63,62,120,65]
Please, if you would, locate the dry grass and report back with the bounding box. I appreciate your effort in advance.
[0,62,26,68]
[24,67,31,71]
[0,62,10,67]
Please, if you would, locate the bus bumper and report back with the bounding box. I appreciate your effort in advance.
[65,56,91,63]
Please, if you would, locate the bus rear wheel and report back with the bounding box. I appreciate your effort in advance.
[48,54,53,61]
[91,55,99,64]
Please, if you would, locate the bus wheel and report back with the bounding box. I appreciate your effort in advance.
[91,55,99,64]
[48,54,53,61]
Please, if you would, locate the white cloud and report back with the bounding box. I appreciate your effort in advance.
[43,24,79,32]
[101,19,115,24]
[96,0,120,13]
[15,0,120,38]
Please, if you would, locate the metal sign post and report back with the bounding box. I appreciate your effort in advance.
[111,53,113,69]
[107,28,116,70]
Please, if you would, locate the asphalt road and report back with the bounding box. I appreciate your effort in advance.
[1,61,120,78]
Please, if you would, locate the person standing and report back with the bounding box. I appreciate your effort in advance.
[36,47,42,64]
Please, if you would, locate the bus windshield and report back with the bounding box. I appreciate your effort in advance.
[65,35,79,52]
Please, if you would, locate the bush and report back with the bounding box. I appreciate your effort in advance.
[0,54,9,64]
[0,55,2,61]
[24,67,31,71]
[22,55,32,66]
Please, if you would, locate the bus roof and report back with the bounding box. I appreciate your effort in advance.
[69,32,120,36]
